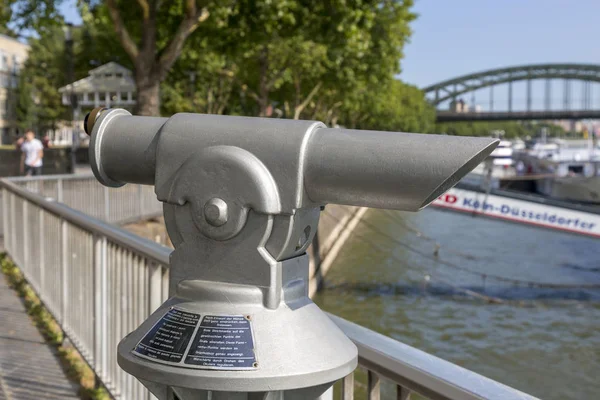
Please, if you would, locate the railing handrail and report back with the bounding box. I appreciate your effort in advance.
[6,172,97,182]
[329,314,536,400]
[0,178,170,265]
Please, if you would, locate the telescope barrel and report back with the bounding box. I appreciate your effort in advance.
[303,128,498,211]
[89,109,165,187]
[88,109,498,211]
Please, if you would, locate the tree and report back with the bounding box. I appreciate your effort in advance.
[91,0,215,115]
[9,0,229,116]
[161,51,237,116]
[308,0,416,124]
[16,26,70,133]
[7,0,64,34]
[200,0,417,118]
[434,121,566,138]
[336,80,435,132]
[0,2,16,36]
[9,0,425,128]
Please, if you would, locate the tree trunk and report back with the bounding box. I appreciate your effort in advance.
[134,72,161,116]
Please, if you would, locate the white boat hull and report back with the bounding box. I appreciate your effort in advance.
[432,187,600,238]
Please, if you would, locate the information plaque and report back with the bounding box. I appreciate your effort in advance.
[133,308,257,370]
[185,315,256,369]
[133,308,200,363]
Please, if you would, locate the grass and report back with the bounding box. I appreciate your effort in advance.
[0,252,110,400]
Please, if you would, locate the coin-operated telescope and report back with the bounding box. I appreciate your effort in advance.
[85,108,497,400]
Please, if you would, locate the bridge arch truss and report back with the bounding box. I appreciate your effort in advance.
[423,63,600,113]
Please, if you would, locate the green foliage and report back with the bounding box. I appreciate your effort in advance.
[10,0,435,131]
[435,121,567,138]
[77,2,131,70]
[165,0,426,129]
[16,26,71,132]
[0,1,17,36]
[7,0,65,34]
[342,80,436,132]
[524,122,568,137]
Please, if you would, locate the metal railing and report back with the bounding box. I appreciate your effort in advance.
[0,177,538,400]
[1,178,169,399]
[4,173,161,226]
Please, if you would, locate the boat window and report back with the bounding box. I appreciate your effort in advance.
[568,165,584,175]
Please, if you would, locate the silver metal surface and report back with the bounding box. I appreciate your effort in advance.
[79,109,500,399]
[0,175,539,400]
[89,109,166,187]
[0,110,504,400]
[304,128,498,211]
[89,110,498,213]
[204,198,229,227]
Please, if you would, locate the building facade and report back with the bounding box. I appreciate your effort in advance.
[0,35,29,145]
[58,62,137,112]
[55,62,136,146]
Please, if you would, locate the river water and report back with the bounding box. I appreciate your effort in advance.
[313,207,600,400]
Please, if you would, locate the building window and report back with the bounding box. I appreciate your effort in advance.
[0,99,5,118]
[12,55,18,74]
[105,73,112,78]
[116,73,123,78]
[110,92,118,102]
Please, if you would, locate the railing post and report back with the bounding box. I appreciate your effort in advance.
[341,373,354,400]
[397,386,411,400]
[320,387,333,400]
[2,188,8,250]
[57,178,63,203]
[23,200,29,274]
[9,192,15,254]
[39,207,45,298]
[138,184,144,218]
[104,186,110,222]
[368,371,381,400]
[61,218,69,328]
[149,262,163,314]
[162,265,169,300]
[93,234,108,386]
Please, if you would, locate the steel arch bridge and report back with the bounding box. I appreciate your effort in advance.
[422,63,600,122]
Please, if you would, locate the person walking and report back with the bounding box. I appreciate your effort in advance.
[20,129,44,176]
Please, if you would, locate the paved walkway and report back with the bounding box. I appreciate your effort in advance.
[0,273,79,399]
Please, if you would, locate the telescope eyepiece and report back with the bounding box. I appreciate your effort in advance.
[84,107,108,136]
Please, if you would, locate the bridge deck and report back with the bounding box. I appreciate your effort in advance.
[0,257,79,399]
[436,109,600,122]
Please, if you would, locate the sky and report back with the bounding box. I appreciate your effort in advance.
[59,0,81,25]
[58,0,600,109]
[400,0,600,88]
